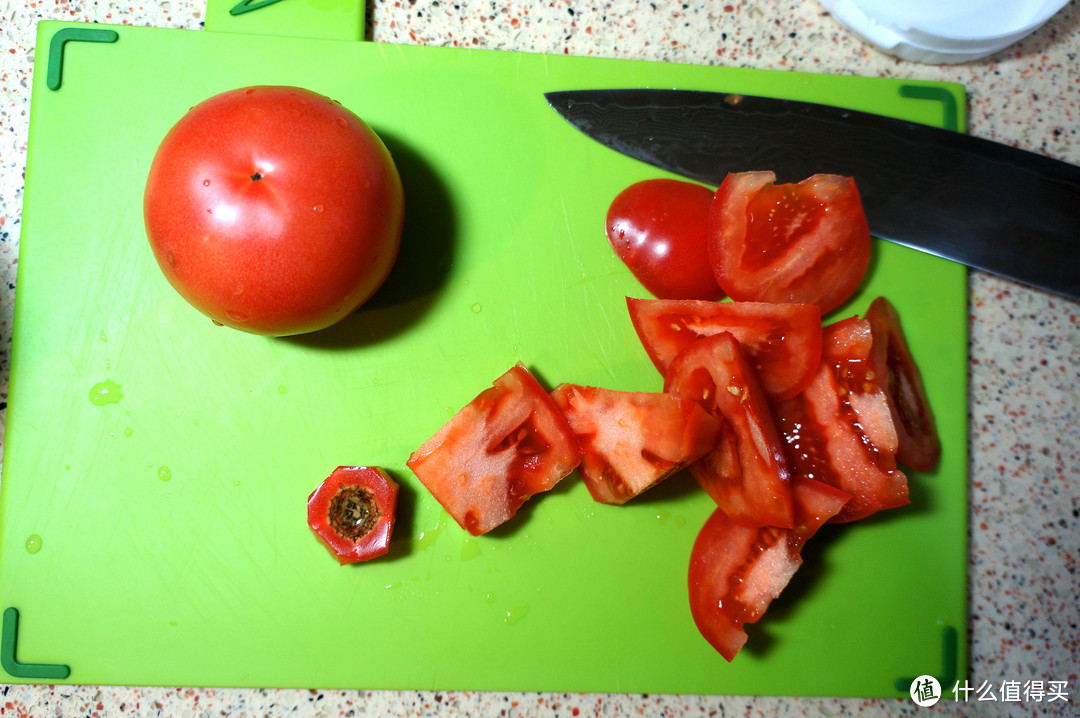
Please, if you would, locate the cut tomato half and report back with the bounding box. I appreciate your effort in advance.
[773,317,909,523]
[708,171,870,315]
[865,297,941,472]
[687,475,850,661]
[550,384,721,504]
[665,331,794,528]
[307,466,399,564]
[627,297,822,400]
[407,363,582,536]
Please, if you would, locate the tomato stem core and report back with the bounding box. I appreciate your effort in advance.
[250,172,263,181]
[328,486,379,542]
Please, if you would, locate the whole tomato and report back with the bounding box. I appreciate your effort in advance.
[143,86,405,336]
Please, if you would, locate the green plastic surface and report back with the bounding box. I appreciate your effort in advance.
[204,0,364,41]
[0,20,968,695]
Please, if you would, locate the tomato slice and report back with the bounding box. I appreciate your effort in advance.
[773,317,910,523]
[550,384,721,504]
[605,179,725,301]
[626,297,822,400]
[664,331,794,528]
[687,475,850,661]
[865,297,942,472]
[708,171,870,314]
[406,363,582,536]
[307,466,399,564]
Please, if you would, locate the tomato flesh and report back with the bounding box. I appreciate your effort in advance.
[550,384,721,504]
[687,475,850,661]
[407,363,581,536]
[605,179,725,301]
[708,171,870,315]
[865,297,941,472]
[773,317,909,523]
[307,466,399,564]
[665,332,794,528]
[626,297,822,400]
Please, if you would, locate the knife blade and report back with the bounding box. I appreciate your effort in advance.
[544,88,1080,300]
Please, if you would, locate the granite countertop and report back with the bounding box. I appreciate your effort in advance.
[1,1,1077,715]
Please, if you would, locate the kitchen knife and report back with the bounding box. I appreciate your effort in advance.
[544,88,1080,300]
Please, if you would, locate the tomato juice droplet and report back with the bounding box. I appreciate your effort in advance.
[503,605,531,625]
[88,380,123,406]
[157,466,172,482]
[471,302,482,313]
[25,534,43,554]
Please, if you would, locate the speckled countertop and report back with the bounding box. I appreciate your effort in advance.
[1,1,1078,716]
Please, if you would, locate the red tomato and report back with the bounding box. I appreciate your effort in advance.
[606,179,725,301]
[307,466,399,564]
[687,475,850,661]
[626,297,822,400]
[550,384,721,505]
[708,171,870,314]
[773,317,910,523]
[406,363,581,536]
[664,332,794,528]
[143,86,405,336]
[865,297,942,472]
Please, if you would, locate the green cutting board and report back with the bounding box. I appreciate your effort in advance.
[0,9,968,696]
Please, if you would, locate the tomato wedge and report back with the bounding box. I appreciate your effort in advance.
[407,363,582,536]
[688,475,850,661]
[865,297,941,472]
[606,179,724,301]
[550,384,721,504]
[307,466,399,564]
[626,297,822,400]
[708,171,870,314]
[773,317,909,523]
[665,331,794,528]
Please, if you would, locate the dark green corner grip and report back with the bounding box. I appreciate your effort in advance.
[1,607,70,680]
[46,27,119,91]
[899,84,961,132]
[230,0,287,15]
[894,625,959,694]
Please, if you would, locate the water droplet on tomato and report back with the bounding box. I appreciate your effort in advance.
[25,534,42,554]
[226,309,248,322]
[336,117,348,128]
[313,204,324,214]
[89,380,123,406]
[202,179,211,187]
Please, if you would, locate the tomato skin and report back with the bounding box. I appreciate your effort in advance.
[773,317,909,523]
[144,86,405,336]
[307,466,399,564]
[708,171,870,315]
[606,179,725,301]
[407,363,581,536]
[626,297,822,401]
[865,297,941,472]
[687,476,850,661]
[665,332,794,529]
[550,384,721,504]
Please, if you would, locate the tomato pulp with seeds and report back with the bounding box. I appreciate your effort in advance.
[308,466,399,564]
[773,316,909,523]
[688,475,851,661]
[605,179,724,301]
[550,384,721,505]
[627,297,822,401]
[866,297,942,472]
[708,171,870,315]
[407,363,581,536]
[665,331,794,528]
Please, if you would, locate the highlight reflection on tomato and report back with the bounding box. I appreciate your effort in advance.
[143,86,405,336]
